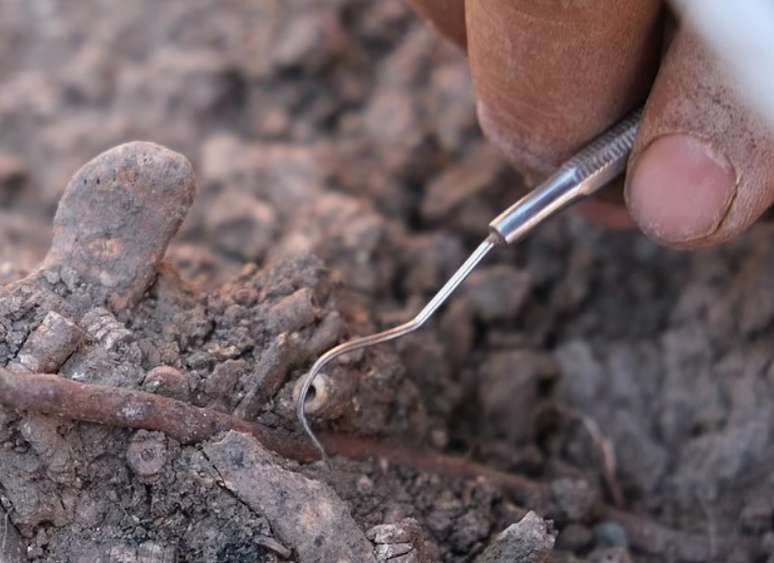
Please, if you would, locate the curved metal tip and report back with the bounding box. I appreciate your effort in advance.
[296,362,331,464]
[295,238,495,463]
[295,112,640,463]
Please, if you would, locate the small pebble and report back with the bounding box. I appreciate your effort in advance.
[356,475,374,494]
[142,365,191,401]
[593,521,628,548]
[430,428,450,449]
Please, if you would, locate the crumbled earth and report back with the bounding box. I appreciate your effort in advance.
[2,1,774,562]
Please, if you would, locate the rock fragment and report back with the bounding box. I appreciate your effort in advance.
[303,310,344,357]
[367,518,441,563]
[266,287,319,334]
[8,311,82,373]
[42,142,196,310]
[81,308,132,351]
[474,511,555,563]
[203,431,376,563]
[234,334,298,419]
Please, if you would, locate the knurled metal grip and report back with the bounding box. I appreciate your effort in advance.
[489,109,642,244]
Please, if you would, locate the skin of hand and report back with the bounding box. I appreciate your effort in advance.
[408,0,774,248]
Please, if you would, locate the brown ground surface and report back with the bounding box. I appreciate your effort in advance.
[2,2,774,562]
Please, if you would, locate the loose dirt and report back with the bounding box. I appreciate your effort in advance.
[1,1,774,562]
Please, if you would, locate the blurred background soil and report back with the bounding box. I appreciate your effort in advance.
[2,1,774,562]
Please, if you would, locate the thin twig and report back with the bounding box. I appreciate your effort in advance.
[577,412,624,507]
[557,405,624,507]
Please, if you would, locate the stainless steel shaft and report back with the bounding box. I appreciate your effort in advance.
[489,109,641,244]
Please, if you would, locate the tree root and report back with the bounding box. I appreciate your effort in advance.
[0,367,756,562]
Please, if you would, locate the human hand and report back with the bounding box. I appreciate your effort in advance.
[408,0,774,247]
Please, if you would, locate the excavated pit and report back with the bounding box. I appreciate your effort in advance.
[2,2,774,562]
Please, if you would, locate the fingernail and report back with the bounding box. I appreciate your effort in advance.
[626,134,736,245]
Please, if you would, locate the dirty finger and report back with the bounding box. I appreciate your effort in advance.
[467,0,664,180]
[625,27,774,247]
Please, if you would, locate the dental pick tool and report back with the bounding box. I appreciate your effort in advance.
[296,109,642,465]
